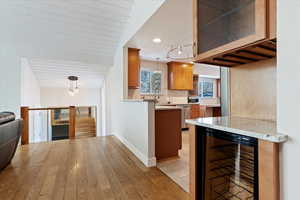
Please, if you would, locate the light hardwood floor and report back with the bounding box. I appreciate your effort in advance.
[0,136,189,200]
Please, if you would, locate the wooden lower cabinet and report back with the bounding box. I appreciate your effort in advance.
[190,105,200,119]
[155,109,182,160]
[190,105,221,119]
[212,107,221,117]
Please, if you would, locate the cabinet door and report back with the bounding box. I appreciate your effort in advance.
[194,0,267,60]
[128,48,140,89]
[191,105,200,119]
[183,65,194,90]
[168,62,194,90]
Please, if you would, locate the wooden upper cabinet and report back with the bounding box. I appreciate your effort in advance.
[189,75,199,96]
[168,62,194,90]
[128,48,140,89]
[193,0,276,67]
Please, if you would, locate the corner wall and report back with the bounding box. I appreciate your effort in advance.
[21,58,41,107]
[277,0,300,199]
[105,0,166,167]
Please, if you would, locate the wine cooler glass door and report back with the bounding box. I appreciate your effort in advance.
[197,127,258,200]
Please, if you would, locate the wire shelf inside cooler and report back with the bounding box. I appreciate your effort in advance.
[207,141,256,200]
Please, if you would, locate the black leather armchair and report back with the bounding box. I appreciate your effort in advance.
[0,112,23,171]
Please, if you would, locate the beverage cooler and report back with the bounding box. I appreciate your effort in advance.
[196,126,258,200]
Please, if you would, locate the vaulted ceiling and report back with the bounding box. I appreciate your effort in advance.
[29,59,105,88]
[0,0,135,88]
[1,0,134,66]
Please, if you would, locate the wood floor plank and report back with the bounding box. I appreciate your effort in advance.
[0,136,190,200]
[0,143,52,200]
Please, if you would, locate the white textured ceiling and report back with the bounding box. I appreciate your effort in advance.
[0,0,135,88]
[127,0,193,62]
[0,0,134,66]
[29,59,105,88]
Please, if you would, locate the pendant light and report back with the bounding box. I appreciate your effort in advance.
[68,76,79,96]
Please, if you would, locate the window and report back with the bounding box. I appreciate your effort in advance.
[198,78,214,98]
[140,69,162,94]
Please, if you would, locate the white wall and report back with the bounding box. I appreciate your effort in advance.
[194,64,220,78]
[112,101,156,166]
[277,0,300,199]
[0,48,21,117]
[40,87,103,136]
[20,58,43,143]
[106,0,166,167]
[21,58,41,107]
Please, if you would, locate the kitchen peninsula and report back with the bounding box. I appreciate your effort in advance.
[155,106,182,160]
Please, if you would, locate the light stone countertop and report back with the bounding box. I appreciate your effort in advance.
[122,99,156,102]
[155,106,182,111]
[186,116,288,143]
[158,103,221,107]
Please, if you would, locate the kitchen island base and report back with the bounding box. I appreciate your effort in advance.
[190,125,280,200]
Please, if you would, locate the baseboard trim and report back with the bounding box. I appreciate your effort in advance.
[113,133,156,167]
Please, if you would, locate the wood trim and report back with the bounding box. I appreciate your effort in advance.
[189,125,196,200]
[28,107,69,111]
[255,0,267,38]
[216,79,221,98]
[259,140,280,200]
[194,34,266,62]
[69,106,76,139]
[268,0,277,39]
[21,107,29,145]
[88,107,92,117]
[128,48,141,89]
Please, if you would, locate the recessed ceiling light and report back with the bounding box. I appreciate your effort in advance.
[152,38,162,43]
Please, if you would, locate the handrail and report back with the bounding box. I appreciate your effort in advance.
[28,107,70,111]
[20,106,76,145]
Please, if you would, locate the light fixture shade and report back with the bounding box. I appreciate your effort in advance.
[68,89,75,96]
[68,76,79,96]
[74,87,79,94]
[153,38,162,43]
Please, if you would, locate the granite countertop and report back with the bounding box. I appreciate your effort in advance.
[186,116,288,143]
[122,99,156,102]
[155,106,182,111]
[158,103,221,107]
